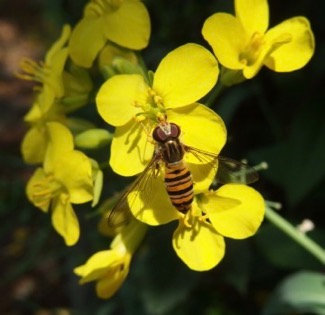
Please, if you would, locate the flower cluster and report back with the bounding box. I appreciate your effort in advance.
[20,0,314,299]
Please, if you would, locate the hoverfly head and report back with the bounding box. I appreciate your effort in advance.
[152,122,181,143]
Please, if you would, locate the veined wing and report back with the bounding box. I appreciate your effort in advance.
[107,155,161,229]
[184,145,259,185]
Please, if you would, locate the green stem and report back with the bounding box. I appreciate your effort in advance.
[205,82,225,108]
[265,205,325,265]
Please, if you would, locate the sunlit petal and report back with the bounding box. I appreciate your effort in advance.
[102,0,150,50]
[202,13,246,70]
[167,103,226,159]
[153,44,219,108]
[235,0,269,35]
[110,122,154,176]
[202,184,265,239]
[264,17,315,72]
[172,213,225,271]
[96,74,148,127]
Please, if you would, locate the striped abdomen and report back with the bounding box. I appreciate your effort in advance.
[164,160,193,214]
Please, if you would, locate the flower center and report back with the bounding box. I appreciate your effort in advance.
[239,32,265,66]
[31,174,64,209]
[134,88,167,123]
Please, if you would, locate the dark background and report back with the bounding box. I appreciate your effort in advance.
[0,0,324,314]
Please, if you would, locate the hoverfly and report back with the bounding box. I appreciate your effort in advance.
[108,121,259,228]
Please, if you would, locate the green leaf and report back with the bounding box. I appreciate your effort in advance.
[250,100,325,207]
[263,271,325,315]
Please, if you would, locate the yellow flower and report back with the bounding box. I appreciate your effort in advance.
[18,25,71,116]
[173,184,265,271]
[202,0,315,79]
[126,105,227,226]
[74,221,147,299]
[19,25,93,164]
[69,0,151,68]
[26,122,93,246]
[96,43,221,177]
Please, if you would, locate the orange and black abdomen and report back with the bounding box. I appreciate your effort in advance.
[164,160,193,214]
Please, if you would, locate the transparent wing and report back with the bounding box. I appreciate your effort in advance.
[107,155,161,229]
[184,145,259,185]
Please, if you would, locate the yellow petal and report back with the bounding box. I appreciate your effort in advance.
[153,44,219,108]
[110,122,154,176]
[264,17,315,72]
[74,250,121,283]
[235,0,269,36]
[102,0,150,50]
[202,13,246,70]
[128,171,179,225]
[43,122,74,173]
[96,74,148,127]
[203,184,265,239]
[26,168,49,212]
[21,125,47,164]
[69,17,106,68]
[45,24,71,64]
[96,267,128,299]
[172,214,225,271]
[188,161,216,193]
[53,151,93,204]
[167,103,227,159]
[51,195,80,246]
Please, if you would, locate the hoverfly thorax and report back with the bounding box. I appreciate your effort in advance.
[153,122,185,164]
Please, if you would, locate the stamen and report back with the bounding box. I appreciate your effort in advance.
[16,58,51,84]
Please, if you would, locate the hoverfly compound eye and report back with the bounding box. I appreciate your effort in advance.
[152,126,166,142]
[152,122,181,143]
[170,123,181,138]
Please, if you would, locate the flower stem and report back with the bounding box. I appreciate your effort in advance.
[265,205,325,265]
[205,82,225,108]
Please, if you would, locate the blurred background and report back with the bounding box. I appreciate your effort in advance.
[0,0,324,314]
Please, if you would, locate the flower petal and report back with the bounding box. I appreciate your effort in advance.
[110,122,154,176]
[235,0,269,36]
[43,122,74,173]
[69,17,106,68]
[96,267,128,299]
[53,151,93,204]
[264,17,315,72]
[167,103,227,159]
[21,125,47,164]
[153,44,219,108]
[203,184,265,239]
[74,250,121,283]
[128,171,179,225]
[202,13,246,70]
[102,0,150,50]
[51,194,80,246]
[26,168,49,212]
[172,213,225,271]
[96,74,148,127]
